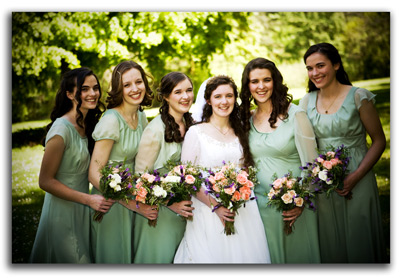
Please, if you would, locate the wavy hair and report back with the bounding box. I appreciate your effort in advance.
[44,67,105,155]
[201,75,254,168]
[107,60,154,110]
[303,42,352,92]
[240,58,292,133]
[157,72,194,143]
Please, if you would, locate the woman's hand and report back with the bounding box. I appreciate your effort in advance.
[336,171,359,198]
[282,206,304,227]
[122,200,158,220]
[214,206,235,226]
[168,200,194,218]
[87,195,115,212]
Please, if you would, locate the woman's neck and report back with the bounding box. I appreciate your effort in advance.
[319,79,344,97]
[255,99,273,117]
[117,102,139,119]
[209,114,230,129]
[168,108,185,125]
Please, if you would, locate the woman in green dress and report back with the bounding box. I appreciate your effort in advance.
[133,71,195,264]
[88,61,157,263]
[240,58,321,263]
[300,42,386,263]
[30,68,114,263]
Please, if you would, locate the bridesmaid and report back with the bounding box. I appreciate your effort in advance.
[300,42,386,263]
[133,71,195,264]
[88,61,157,263]
[29,68,114,263]
[240,58,321,263]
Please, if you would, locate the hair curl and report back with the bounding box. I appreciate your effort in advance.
[107,60,154,110]
[44,67,105,155]
[201,75,254,168]
[239,58,292,134]
[303,42,352,92]
[157,72,194,143]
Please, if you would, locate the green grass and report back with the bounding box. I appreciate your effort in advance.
[11,78,391,263]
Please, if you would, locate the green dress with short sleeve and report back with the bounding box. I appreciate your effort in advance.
[301,87,386,263]
[29,118,92,263]
[90,109,148,264]
[249,104,321,264]
[133,115,186,264]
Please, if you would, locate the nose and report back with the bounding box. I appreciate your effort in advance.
[257,81,264,89]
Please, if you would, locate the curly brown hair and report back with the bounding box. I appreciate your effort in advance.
[157,72,194,143]
[106,60,153,110]
[201,75,254,168]
[240,58,292,133]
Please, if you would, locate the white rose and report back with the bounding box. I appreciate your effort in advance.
[114,185,122,192]
[153,185,167,198]
[281,193,293,204]
[163,175,181,183]
[294,197,304,207]
[318,169,328,181]
[326,178,333,185]
[111,173,121,184]
[109,180,118,189]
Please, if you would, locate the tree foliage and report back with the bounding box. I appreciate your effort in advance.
[12,12,389,123]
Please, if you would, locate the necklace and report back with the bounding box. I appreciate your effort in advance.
[209,121,230,135]
[321,93,340,114]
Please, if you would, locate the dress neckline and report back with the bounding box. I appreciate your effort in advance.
[111,108,141,131]
[314,86,356,116]
[59,117,87,139]
[250,104,292,135]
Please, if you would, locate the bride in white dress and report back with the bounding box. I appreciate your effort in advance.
[174,75,270,264]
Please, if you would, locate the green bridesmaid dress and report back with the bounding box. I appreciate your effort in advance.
[90,109,147,263]
[300,87,386,263]
[249,104,321,264]
[133,115,186,264]
[29,118,92,263]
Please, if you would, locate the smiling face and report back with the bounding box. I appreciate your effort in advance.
[165,78,194,117]
[305,52,340,90]
[68,74,100,113]
[121,68,146,107]
[248,68,274,105]
[208,84,235,118]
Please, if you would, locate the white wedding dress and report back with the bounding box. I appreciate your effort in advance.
[173,124,271,264]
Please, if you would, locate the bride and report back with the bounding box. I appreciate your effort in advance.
[174,75,270,263]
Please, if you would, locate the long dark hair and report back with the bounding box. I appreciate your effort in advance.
[44,67,105,155]
[240,58,292,133]
[157,72,194,143]
[202,75,254,168]
[303,42,352,92]
[107,60,153,110]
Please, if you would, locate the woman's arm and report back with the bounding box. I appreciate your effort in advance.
[39,136,113,212]
[88,139,115,191]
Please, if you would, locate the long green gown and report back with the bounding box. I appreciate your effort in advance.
[90,109,147,263]
[300,87,386,263]
[249,104,321,264]
[29,118,92,263]
[133,115,186,264]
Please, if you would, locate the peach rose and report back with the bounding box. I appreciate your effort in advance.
[267,188,276,200]
[185,174,195,184]
[224,185,236,195]
[240,170,249,177]
[323,160,333,170]
[288,190,297,198]
[317,157,324,163]
[294,197,304,207]
[239,186,251,200]
[208,175,216,185]
[272,178,283,190]
[286,179,295,189]
[236,173,248,185]
[312,166,320,176]
[135,195,146,203]
[330,158,339,166]
[174,165,185,175]
[246,180,254,188]
[326,151,336,158]
[231,191,241,202]
[214,171,225,181]
[212,183,220,193]
[281,193,293,204]
[142,173,155,183]
[137,186,148,198]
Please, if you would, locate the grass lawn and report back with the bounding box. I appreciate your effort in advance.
[11,77,390,263]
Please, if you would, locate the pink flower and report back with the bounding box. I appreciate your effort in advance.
[246,180,254,188]
[221,165,229,173]
[317,157,324,163]
[135,195,146,203]
[330,158,339,166]
[294,197,304,207]
[236,173,248,185]
[326,151,336,158]
[323,160,333,170]
[185,174,195,184]
[239,186,251,200]
[208,175,216,185]
[174,165,185,175]
[231,191,241,202]
[135,181,143,189]
[214,171,225,181]
[224,185,236,195]
[112,167,119,174]
[288,190,297,198]
[240,170,249,177]
[312,166,320,176]
[137,187,148,198]
[272,178,283,190]
[212,183,220,192]
[142,173,155,183]
[286,178,296,189]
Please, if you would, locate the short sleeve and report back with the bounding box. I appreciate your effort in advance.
[181,126,202,165]
[45,120,71,148]
[92,112,120,142]
[293,109,318,165]
[134,125,162,173]
[140,110,149,129]
[354,87,376,110]
[298,93,310,111]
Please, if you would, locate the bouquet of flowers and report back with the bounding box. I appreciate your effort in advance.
[93,160,134,222]
[204,161,258,236]
[133,170,172,227]
[301,144,351,199]
[267,171,316,235]
[164,161,203,221]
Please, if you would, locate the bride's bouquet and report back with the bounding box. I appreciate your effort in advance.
[267,171,316,235]
[133,170,172,227]
[204,161,258,236]
[301,144,352,199]
[93,160,134,222]
[164,161,203,221]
